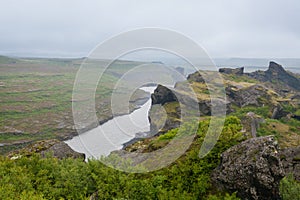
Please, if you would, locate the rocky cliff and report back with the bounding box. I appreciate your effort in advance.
[246,62,300,92]
[219,62,300,93]
[117,61,300,199]
[149,61,300,135]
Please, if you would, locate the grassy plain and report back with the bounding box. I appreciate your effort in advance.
[0,56,147,154]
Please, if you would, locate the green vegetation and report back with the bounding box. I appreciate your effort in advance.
[0,58,148,154]
[0,116,243,199]
[256,116,300,148]
[1,57,300,199]
[280,174,300,200]
[0,55,19,64]
[157,128,178,141]
[223,74,258,83]
[230,105,271,119]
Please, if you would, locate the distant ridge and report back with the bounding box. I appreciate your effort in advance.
[248,61,300,91]
[0,55,19,64]
[214,58,300,69]
[218,61,300,92]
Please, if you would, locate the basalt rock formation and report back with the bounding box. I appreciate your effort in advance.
[151,84,177,105]
[212,136,285,200]
[248,61,300,92]
[149,61,299,139]
[149,85,181,134]
[219,61,300,93]
[149,84,228,134]
[226,84,273,108]
[280,146,300,181]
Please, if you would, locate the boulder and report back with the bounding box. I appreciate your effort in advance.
[212,136,285,200]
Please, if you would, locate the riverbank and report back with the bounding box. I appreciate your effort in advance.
[65,87,156,159]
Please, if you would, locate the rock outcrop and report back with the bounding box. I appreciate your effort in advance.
[280,146,300,181]
[41,141,85,160]
[248,61,300,92]
[226,84,272,108]
[149,84,226,133]
[186,71,205,83]
[219,62,300,93]
[149,62,299,136]
[271,104,290,119]
[8,139,85,161]
[212,136,285,200]
[219,67,244,75]
[151,85,177,105]
[149,85,181,134]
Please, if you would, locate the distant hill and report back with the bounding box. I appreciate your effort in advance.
[0,55,19,64]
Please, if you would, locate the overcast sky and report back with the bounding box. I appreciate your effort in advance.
[0,0,299,58]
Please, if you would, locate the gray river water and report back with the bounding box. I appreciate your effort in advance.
[65,87,156,159]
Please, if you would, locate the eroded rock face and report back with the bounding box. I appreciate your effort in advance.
[151,85,177,105]
[248,61,300,92]
[149,84,230,134]
[226,84,272,108]
[149,85,181,134]
[212,136,285,200]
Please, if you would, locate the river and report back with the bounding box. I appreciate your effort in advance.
[65,87,156,159]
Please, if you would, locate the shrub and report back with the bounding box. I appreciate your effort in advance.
[280,174,300,200]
